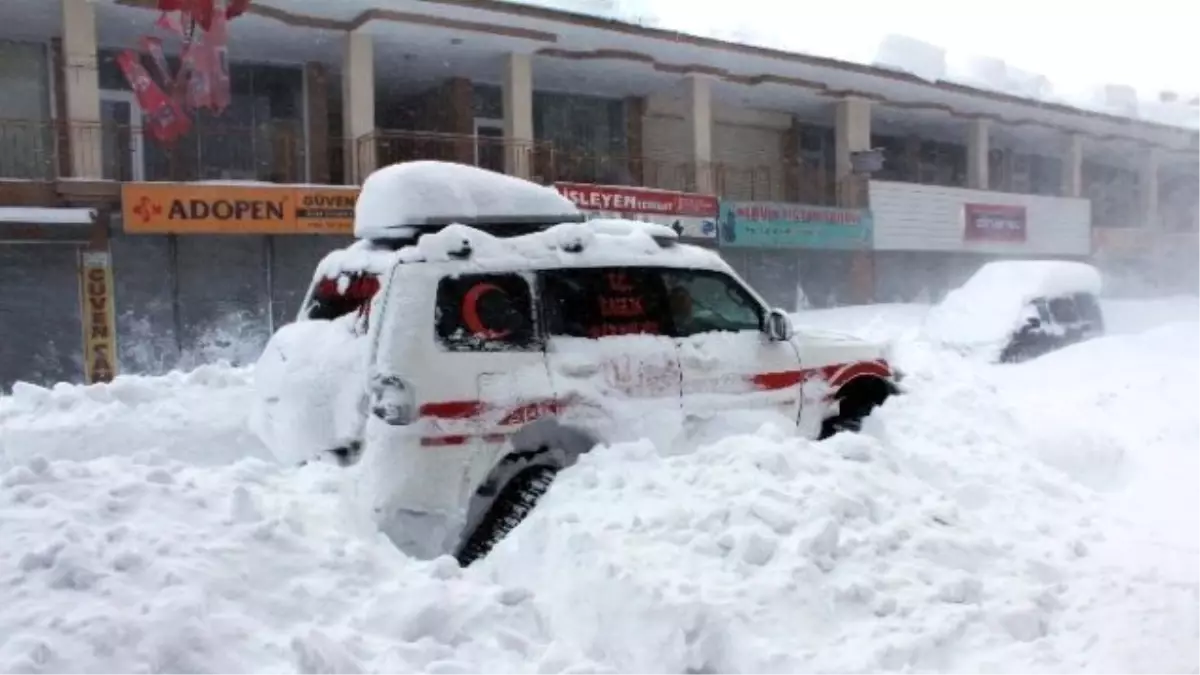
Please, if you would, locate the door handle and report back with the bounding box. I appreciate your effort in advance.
[557,359,600,377]
[682,353,719,370]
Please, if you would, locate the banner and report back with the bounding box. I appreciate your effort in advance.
[121,183,358,234]
[717,201,872,249]
[963,203,1027,243]
[78,250,118,384]
[555,183,718,239]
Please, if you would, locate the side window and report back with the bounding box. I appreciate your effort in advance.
[1047,296,1080,324]
[435,273,538,351]
[1031,298,1052,323]
[660,269,764,337]
[540,267,674,339]
[1073,293,1103,324]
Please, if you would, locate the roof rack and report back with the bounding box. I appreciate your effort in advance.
[354,160,585,243]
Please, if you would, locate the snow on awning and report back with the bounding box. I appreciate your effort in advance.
[0,207,97,244]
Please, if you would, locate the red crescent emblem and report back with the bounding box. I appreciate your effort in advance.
[462,282,512,340]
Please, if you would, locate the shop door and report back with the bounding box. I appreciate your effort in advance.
[100,91,145,182]
[0,245,84,390]
[474,118,505,173]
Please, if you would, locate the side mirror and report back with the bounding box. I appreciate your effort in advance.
[764,308,794,342]
[1025,316,1042,330]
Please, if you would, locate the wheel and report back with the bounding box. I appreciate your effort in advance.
[454,464,559,567]
[818,378,894,440]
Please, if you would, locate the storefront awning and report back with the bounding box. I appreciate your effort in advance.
[0,207,96,244]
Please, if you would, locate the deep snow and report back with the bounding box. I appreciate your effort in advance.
[0,298,1196,673]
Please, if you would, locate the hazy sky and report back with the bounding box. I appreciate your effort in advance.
[610,0,1199,96]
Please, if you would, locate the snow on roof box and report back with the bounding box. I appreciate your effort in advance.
[353,161,584,240]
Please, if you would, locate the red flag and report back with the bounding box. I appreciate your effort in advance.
[116,49,191,143]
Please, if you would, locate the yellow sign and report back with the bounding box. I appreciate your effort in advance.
[121,183,358,234]
[79,249,118,384]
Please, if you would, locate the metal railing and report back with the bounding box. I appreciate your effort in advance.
[0,118,308,183]
[355,129,848,205]
[0,117,859,207]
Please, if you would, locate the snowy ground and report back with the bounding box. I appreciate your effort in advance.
[0,298,1196,673]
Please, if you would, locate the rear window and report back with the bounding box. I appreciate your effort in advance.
[540,267,674,339]
[435,273,538,351]
[305,273,380,321]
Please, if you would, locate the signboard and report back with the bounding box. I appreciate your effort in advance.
[78,250,118,384]
[554,182,718,239]
[121,183,358,234]
[963,203,1026,243]
[717,201,872,249]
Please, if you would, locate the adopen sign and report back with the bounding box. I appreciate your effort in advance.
[121,183,358,234]
[554,183,719,239]
[963,203,1027,243]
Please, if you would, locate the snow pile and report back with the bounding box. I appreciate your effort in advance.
[354,161,581,240]
[0,365,266,469]
[312,239,402,279]
[922,260,1103,359]
[0,301,1195,671]
[248,315,368,466]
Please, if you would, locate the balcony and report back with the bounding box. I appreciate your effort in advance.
[0,118,851,207]
[0,118,309,184]
[357,128,845,205]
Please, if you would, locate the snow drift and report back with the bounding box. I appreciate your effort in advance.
[0,302,1195,672]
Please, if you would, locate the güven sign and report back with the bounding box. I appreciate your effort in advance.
[963,203,1027,243]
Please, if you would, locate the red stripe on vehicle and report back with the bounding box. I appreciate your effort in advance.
[826,360,892,388]
[751,370,807,391]
[419,400,485,419]
[419,360,893,425]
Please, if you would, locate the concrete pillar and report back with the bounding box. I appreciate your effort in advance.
[834,97,871,207]
[1061,133,1083,197]
[682,75,714,194]
[502,53,534,179]
[966,118,990,190]
[342,31,375,184]
[62,0,102,179]
[1140,147,1160,229]
[624,96,646,186]
[304,62,329,184]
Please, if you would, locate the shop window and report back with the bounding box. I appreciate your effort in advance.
[0,40,52,179]
[436,273,538,351]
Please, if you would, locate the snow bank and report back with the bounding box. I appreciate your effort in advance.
[923,260,1102,358]
[354,161,581,240]
[0,365,266,469]
[0,300,1195,672]
[248,316,369,466]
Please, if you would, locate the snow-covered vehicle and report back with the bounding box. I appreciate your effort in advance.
[251,161,900,566]
[924,260,1105,363]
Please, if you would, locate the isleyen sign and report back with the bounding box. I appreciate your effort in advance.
[718,200,873,249]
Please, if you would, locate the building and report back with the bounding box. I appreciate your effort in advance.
[0,0,1196,389]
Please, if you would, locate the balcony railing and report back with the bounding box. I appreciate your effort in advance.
[0,117,856,207]
[0,118,308,184]
[356,129,847,205]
